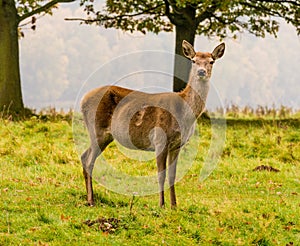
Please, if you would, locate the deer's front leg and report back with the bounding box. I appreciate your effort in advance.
[156,149,168,208]
[168,149,180,208]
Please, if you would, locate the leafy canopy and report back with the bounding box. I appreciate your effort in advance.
[16,0,75,26]
[76,0,300,38]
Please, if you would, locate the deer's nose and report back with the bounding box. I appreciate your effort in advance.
[197,69,206,77]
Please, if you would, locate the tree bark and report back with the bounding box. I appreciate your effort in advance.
[0,0,24,113]
[173,24,197,92]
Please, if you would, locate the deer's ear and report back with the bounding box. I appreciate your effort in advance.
[182,40,196,59]
[212,43,225,60]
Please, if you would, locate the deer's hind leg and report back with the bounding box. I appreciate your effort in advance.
[81,130,113,206]
[81,144,100,206]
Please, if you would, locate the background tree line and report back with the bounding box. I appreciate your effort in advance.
[0,0,299,113]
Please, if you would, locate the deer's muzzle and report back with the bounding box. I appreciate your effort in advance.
[197,69,206,77]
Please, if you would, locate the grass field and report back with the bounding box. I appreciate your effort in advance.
[0,115,299,245]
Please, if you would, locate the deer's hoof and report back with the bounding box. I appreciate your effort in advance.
[88,201,95,207]
[159,204,165,209]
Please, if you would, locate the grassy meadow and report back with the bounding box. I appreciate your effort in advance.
[0,110,299,245]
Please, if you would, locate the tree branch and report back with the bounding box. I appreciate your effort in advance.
[19,12,47,27]
[64,17,95,23]
[65,3,165,24]
[254,0,300,7]
[163,0,176,24]
[240,1,288,18]
[211,13,236,26]
[195,8,216,26]
[18,0,76,24]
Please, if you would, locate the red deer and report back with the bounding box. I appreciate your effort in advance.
[80,40,225,207]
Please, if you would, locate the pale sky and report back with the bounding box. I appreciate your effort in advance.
[19,2,300,111]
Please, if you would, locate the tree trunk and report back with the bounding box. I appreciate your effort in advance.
[173,24,197,92]
[0,0,24,113]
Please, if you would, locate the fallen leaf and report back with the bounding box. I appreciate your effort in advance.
[60,214,72,222]
[217,227,224,233]
[214,210,222,215]
[28,227,39,232]
[177,226,182,233]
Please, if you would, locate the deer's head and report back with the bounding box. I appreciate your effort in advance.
[182,40,225,81]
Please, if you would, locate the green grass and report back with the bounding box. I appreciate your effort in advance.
[0,116,299,245]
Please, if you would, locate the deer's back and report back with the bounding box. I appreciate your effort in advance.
[81,85,195,151]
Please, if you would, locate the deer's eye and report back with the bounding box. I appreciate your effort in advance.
[210,60,215,65]
[192,60,196,64]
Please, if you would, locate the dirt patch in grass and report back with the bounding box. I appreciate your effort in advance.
[253,165,280,172]
[83,217,121,233]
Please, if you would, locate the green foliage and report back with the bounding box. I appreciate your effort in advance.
[79,0,300,37]
[79,0,172,34]
[0,116,299,245]
[16,0,75,27]
[16,0,54,18]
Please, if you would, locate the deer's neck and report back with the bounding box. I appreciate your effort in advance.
[179,76,210,118]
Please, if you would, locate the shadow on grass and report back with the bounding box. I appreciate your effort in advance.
[78,192,129,208]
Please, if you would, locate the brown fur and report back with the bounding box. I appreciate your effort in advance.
[80,41,225,207]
